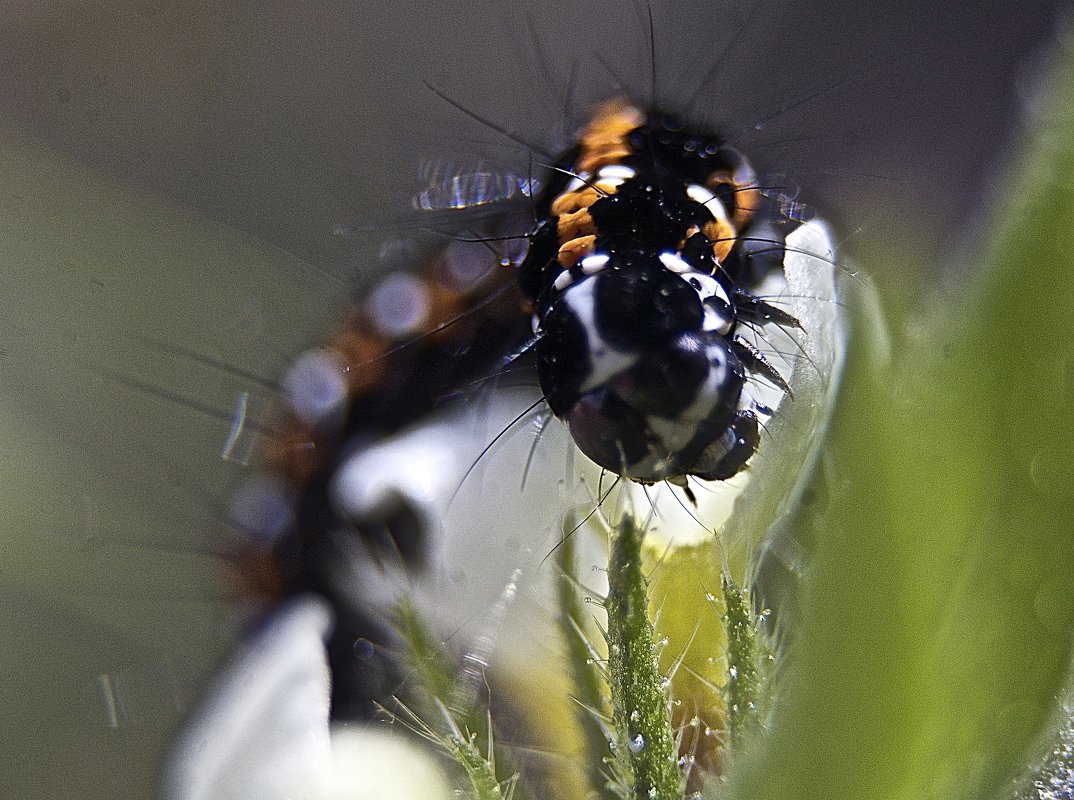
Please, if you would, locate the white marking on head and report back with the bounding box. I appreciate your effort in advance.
[703,306,733,335]
[580,253,610,275]
[565,172,591,193]
[678,340,732,423]
[595,164,637,189]
[659,251,692,274]
[560,277,637,393]
[682,271,733,334]
[687,183,728,222]
[598,164,636,181]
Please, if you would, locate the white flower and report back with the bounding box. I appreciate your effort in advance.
[160,598,451,800]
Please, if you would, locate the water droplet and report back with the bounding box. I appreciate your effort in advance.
[352,637,375,661]
[729,666,739,679]
[630,734,646,753]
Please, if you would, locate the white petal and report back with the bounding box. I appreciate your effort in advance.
[160,598,334,800]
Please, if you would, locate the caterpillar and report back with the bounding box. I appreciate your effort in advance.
[150,6,861,792]
[158,88,843,796]
[207,90,840,724]
[0,2,1055,798]
[0,3,915,794]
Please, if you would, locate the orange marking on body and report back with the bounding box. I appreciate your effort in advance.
[575,99,646,174]
[262,422,320,485]
[227,547,289,606]
[332,324,389,395]
[558,234,596,267]
[424,275,467,331]
[706,165,760,228]
[551,186,601,216]
[731,186,761,228]
[557,207,597,242]
[702,219,737,264]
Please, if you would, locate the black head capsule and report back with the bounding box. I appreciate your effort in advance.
[522,100,805,483]
[535,253,747,482]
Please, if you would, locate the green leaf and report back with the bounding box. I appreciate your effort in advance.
[724,27,1074,800]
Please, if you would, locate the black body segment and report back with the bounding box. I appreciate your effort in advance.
[520,100,803,482]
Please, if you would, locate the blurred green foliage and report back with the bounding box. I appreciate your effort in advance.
[724,26,1074,800]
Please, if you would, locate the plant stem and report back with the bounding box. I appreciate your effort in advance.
[723,573,764,753]
[606,516,683,800]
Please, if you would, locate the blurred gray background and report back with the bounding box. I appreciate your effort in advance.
[2,1,1065,276]
[0,1,1063,797]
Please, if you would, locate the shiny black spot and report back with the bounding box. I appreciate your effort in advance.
[593,259,702,349]
[536,294,591,417]
[608,332,709,418]
[589,173,709,250]
[566,390,654,473]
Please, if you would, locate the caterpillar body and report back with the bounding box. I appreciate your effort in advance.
[217,97,838,723]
